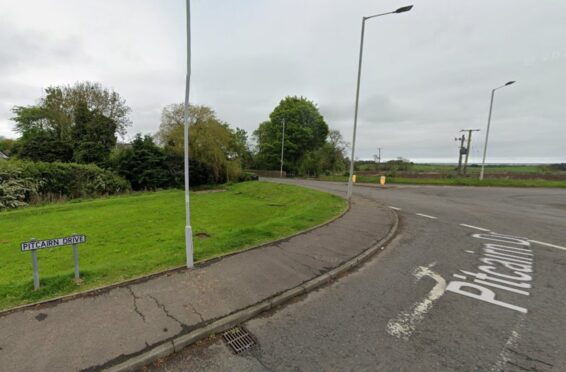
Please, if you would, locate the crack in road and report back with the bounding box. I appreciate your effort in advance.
[186,301,205,323]
[126,286,146,322]
[148,295,188,327]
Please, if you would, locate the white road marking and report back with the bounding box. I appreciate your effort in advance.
[386,263,447,341]
[415,213,438,220]
[453,274,466,280]
[465,250,475,254]
[529,239,566,252]
[459,223,490,232]
[389,206,401,211]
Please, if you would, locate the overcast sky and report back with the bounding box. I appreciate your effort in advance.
[1,0,564,163]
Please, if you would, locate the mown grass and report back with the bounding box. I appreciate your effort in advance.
[0,181,345,310]
[318,175,566,188]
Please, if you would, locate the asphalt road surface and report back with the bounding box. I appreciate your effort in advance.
[148,180,566,371]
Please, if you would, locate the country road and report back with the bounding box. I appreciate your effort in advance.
[149,180,566,371]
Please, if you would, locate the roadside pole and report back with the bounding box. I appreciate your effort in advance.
[455,134,465,175]
[31,240,39,290]
[461,129,480,175]
[280,119,285,178]
[184,0,194,268]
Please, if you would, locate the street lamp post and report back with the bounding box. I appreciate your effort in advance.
[183,0,194,268]
[280,119,285,178]
[479,81,516,181]
[346,5,413,202]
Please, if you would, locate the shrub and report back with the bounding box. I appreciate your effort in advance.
[0,160,130,209]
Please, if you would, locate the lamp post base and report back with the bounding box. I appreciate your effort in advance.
[186,225,194,268]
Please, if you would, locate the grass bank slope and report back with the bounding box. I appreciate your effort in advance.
[0,181,345,310]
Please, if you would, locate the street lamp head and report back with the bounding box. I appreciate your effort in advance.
[505,81,516,86]
[395,5,414,13]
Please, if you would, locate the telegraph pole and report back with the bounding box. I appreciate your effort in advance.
[377,147,382,164]
[455,134,466,174]
[461,129,480,175]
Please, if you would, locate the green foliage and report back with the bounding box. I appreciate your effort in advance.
[12,129,73,163]
[11,82,130,164]
[253,96,329,172]
[72,101,118,165]
[0,182,346,309]
[0,170,35,210]
[0,160,130,210]
[0,137,16,156]
[157,103,243,182]
[110,134,170,190]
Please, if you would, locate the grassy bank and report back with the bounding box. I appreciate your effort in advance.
[318,175,566,188]
[0,182,346,310]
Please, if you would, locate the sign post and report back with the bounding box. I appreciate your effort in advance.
[31,240,40,291]
[72,243,80,282]
[21,234,87,290]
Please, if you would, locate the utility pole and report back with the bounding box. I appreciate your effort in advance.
[461,129,480,175]
[280,119,285,178]
[455,134,466,174]
[377,147,382,164]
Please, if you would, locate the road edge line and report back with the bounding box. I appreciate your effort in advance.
[103,207,400,372]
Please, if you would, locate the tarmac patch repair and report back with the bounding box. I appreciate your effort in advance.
[447,232,535,314]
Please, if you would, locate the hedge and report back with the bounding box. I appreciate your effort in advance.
[0,160,130,210]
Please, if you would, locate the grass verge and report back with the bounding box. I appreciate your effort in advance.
[0,181,346,310]
[318,175,566,188]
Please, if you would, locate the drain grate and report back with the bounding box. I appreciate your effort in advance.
[222,326,257,354]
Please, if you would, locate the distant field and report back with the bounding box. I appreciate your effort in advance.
[410,164,549,173]
[319,175,566,188]
[0,182,346,310]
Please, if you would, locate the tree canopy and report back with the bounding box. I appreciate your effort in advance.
[157,103,247,181]
[10,82,130,164]
[253,96,330,173]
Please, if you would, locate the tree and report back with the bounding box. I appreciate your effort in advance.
[0,137,16,156]
[111,134,170,190]
[72,101,118,165]
[12,129,73,163]
[253,96,329,172]
[157,103,243,182]
[11,81,130,163]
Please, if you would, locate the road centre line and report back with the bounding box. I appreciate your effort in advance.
[416,213,438,220]
[529,239,566,252]
[389,206,401,211]
[459,223,490,232]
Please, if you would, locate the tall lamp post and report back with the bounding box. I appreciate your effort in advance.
[183,0,194,268]
[280,119,285,178]
[479,81,516,181]
[346,5,413,202]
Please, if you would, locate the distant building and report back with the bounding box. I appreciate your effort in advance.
[0,151,8,160]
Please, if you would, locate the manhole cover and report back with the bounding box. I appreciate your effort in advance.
[222,326,257,354]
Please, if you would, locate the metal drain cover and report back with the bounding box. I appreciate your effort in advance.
[222,326,257,354]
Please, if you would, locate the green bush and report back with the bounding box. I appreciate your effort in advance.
[0,170,36,210]
[0,160,130,209]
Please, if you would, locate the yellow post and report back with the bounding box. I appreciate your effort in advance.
[380,176,386,185]
[352,175,357,183]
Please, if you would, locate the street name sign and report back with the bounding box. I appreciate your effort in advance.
[20,234,87,290]
[21,235,86,252]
